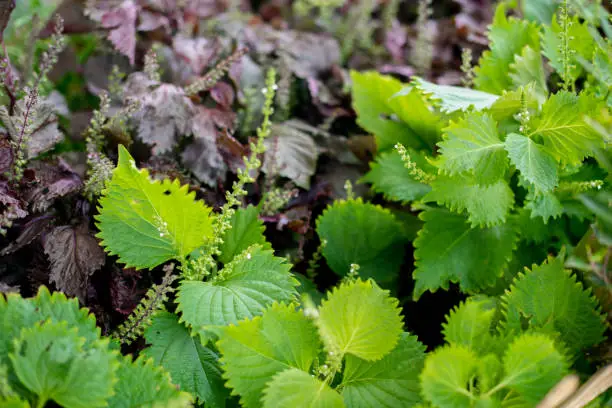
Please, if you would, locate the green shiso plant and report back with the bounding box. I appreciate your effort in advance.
[0,1,611,407]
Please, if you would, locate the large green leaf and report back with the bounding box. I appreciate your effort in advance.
[436,112,508,185]
[360,150,431,203]
[420,345,481,408]
[218,205,270,264]
[107,355,193,408]
[442,297,499,355]
[423,176,514,227]
[474,4,541,94]
[316,199,407,283]
[143,312,227,406]
[500,333,568,405]
[96,145,214,269]
[408,77,499,113]
[316,279,403,361]
[505,133,558,193]
[9,321,117,408]
[501,256,606,354]
[262,368,345,408]
[217,303,322,408]
[413,209,517,299]
[177,246,298,329]
[341,333,426,407]
[522,0,558,24]
[386,87,443,149]
[528,92,604,165]
[350,71,439,151]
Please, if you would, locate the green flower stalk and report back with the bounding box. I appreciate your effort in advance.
[181,68,278,281]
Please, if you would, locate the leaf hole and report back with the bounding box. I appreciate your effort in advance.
[163,190,171,195]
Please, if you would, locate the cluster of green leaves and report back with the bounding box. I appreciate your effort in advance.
[0,286,192,408]
[2,253,605,407]
[352,1,611,299]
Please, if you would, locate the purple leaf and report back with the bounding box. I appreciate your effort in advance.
[172,34,218,75]
[128,81,196,154]
[43,223,105,302]
[0,0,15,41]
[101,0,139,65]
[0,215,53,256]
[384,19,407,63]
[23,160,83,213]
[137,10,170,32]
[210,82,235,109]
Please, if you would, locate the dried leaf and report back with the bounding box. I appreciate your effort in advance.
[263,122,318,189]
[100,0,139,65]
[43,223,105,302]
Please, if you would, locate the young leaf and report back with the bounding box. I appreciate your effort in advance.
[218,205,270,265]
[504,133,558,193]
[436,112,508,184]
[420,345,480,408]
[509,46,548,101]
[500,333,569,404]
[143,312,227,406]
[525,191,563,223]
[108,355,194,408]
[409,77,499,113]
[217,303,322,408]
[96,145,214,269]
[423,176,514,227]
[442,297,498,354]
[502,256,606,354]
[413,209,517,299]
[177,246,297,329]
[528,92,603,165]
[474,4,540,94]
[488,83,540,123]
[316,199,407,283]
[360,150,431,203]
[316,279,403,361]
[9,321,117,408]
[340,333,426,408]
[262,368,345,408]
